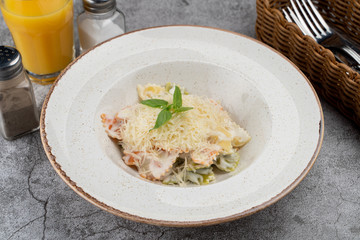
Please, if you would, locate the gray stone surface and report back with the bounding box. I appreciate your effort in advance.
[0,0,359,239]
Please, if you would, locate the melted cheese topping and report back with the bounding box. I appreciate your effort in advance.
[118,92,250,156]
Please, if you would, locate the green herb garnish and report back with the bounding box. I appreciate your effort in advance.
[141,99,168,108]
[152,109,172,130]
[173,85,182,108]
[141,86,193,131]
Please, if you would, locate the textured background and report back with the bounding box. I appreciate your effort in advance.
[1,0,360,239]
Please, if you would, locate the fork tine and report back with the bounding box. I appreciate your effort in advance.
[301,0,326,36]
[282,9,293,22]
[306,0,332,34]
[289,1,315,38]
[295,0,324,38]
[284,7,315,38]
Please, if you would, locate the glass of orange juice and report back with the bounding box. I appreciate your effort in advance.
[0,0,74,84]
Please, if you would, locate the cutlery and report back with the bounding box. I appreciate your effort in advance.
[283,0,360,71]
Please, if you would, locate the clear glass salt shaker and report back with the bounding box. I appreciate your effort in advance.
[77,0,126,53]
[0,46,39,140]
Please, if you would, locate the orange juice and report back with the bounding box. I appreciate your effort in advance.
[0,0,74,81]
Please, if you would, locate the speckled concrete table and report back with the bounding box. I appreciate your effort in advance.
[1,1,359,239]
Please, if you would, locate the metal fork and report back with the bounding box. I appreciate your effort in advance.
[283,0,360,70]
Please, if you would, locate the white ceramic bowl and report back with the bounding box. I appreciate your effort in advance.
[40,26,324,226]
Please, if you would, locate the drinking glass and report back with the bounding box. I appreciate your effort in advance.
[0,0,74,84]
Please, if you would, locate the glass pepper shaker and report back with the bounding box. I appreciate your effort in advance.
[77,0,126,53]
[0,46,39,140]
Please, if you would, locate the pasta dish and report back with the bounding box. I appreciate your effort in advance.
[101,83,251,186]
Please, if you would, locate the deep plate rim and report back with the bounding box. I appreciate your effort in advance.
[40,25,324,227]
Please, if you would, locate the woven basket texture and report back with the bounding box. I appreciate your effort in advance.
[256,0,360,126]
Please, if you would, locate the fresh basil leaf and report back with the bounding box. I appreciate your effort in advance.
[141,99,168,108]
[174,107,193,113]
[173,86,182,109]
[164,104,173,111]
[150,109,172,131]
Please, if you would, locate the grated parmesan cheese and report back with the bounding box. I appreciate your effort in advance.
[118,93,249,156]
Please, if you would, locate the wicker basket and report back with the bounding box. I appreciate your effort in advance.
[256,0,360,126]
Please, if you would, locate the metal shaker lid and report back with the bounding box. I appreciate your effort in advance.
[0,46,23,81]
[83,0,116,14]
